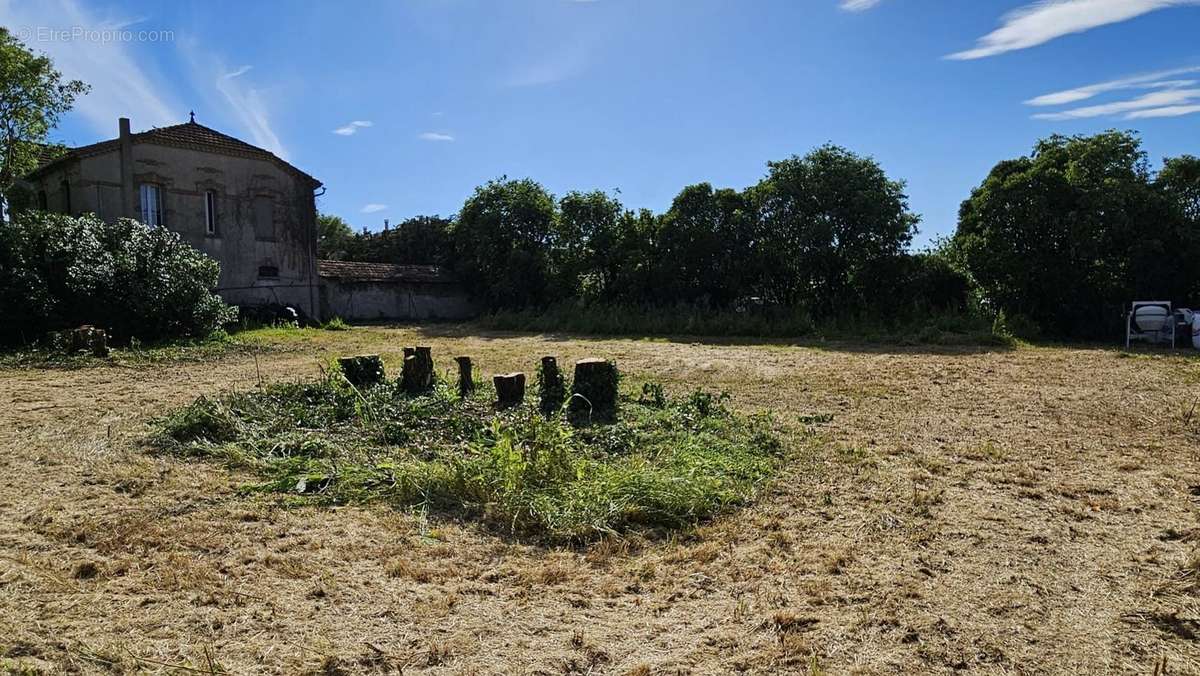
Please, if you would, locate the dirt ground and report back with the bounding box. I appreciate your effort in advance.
[2,325,1200,674]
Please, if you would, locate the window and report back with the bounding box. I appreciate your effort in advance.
[139,184,163,227]
[60,180,71,215]
[258,265,280,279]
[37,190,47,211]
[204,190,217,235]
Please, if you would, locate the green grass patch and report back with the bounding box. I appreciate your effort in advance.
[231,323,357,348]
[155,373,786,542]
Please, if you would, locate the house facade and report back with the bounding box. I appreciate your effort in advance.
[26,116,323,319]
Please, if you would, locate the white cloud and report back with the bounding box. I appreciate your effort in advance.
[418,132,455,142]
[840,0,882,10]
[361,203,388,213]
[1031,88,1200,119]
[1025,67,1200,106]
[1027,67,1200,121]
[96,14,146,31]
[333,120,373,136]
[1126,103,1200,118]
[0,1,296,162]
[947,0,1200,60]
[215,65,287,159]
[0,0,180,136]
[504,38,593,87]
[224,64,252,79]
[176,39,293,162]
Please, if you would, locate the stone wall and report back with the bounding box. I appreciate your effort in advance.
[319,279,475,321]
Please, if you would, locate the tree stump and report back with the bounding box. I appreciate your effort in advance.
[71,326,109,357]
[401,346,435,395]
[454,356,475,397]
[493,373,526,408]
[338,355,385,389]
[569,358,618,422]
[538,356,566,414]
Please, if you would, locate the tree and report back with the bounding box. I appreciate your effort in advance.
[953,131,1167,338]
[651,183,757,306]
[361,216,454,266]
[555,190,623,299]
[1156,155,1200,300]
[605,208,659,303]
[316,213,354,259]
[452,178,558,308]
[1158,155,1200,225]
[752,145,918,314]
[0,28,88,221]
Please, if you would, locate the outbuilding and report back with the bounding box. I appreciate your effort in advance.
[317,260,475,321]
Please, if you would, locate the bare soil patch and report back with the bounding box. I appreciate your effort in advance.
[2,326,1199,674]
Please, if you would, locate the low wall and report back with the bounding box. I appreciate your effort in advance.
[319,279,475,321]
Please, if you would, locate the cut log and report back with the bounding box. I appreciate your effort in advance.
[569,358,618,422]
[538,356,566,414]
[401,346,435,395]
[493,372,526,408]
[50,325,110,357]
[338,355,385,389]
[416,346,433,365]
[72,326,109,357]
[454,356,475,397]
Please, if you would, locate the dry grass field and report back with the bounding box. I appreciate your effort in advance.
[2,325,1200,674]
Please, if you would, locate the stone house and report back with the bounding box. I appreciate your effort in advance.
[25,116,323,319]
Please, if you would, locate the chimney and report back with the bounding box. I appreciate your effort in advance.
[118,117,135,219]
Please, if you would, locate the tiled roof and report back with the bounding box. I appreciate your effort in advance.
[32,143,68,167]
[318,260,458,284]
[30,120,320,187]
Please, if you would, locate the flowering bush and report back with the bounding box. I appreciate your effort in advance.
[0,211,236,345]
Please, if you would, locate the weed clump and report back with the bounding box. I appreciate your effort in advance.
[159,396,242,444]
[157,374,784,542]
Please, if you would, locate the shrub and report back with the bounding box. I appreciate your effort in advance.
[481,300,1001,344]
[322,316,350,331]
[992,311,1042,342]
[0,211,236,345]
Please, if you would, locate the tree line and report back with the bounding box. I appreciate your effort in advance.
[323,131,1200,339]
[322,144,969,324]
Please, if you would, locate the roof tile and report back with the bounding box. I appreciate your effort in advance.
[31,121,319,186]
[317,260,458,284]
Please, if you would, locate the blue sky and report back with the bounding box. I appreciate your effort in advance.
[2,0,1199,247]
